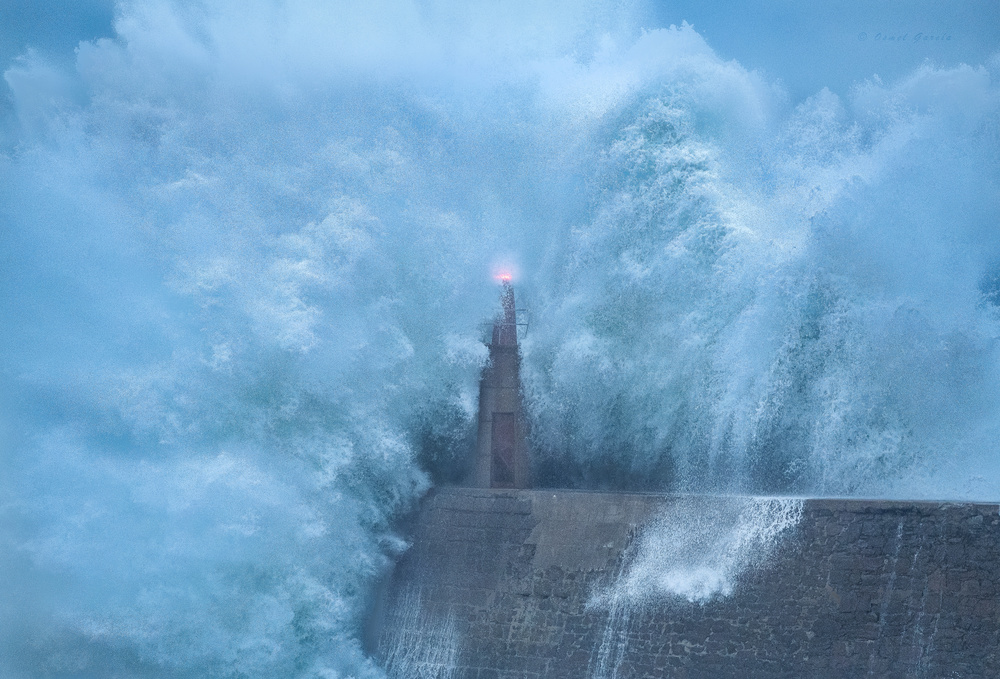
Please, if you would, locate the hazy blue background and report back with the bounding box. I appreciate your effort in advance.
[4,1,998,101]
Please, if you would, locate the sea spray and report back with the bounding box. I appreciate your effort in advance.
[2,1,1000,677]
[523,57,1000,498]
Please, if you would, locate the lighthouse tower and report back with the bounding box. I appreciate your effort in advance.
[471,280,529,488]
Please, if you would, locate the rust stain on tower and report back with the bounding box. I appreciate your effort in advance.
[472,280,529,488]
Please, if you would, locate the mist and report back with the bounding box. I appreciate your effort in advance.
[2,1,999,676]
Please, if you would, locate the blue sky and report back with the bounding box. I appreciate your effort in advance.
[0,1,115,67]
[653,0,1000,99]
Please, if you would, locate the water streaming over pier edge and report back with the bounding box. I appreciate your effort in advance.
[588,497,804,678]
[595,497,805,606]
[2,1,1000,676]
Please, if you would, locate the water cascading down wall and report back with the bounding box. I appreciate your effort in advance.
[374,488,1000,679]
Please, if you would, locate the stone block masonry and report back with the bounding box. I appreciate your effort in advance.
[372,487,1000,678]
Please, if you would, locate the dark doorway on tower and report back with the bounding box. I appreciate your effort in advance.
[490,412,517,488]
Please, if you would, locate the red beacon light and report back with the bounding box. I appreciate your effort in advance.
[482,273,528,343]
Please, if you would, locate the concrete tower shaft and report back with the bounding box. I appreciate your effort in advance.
[472,282,529,488]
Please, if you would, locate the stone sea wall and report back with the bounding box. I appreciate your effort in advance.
[372,487,1000,679]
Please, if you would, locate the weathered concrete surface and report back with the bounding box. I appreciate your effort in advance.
[374,487,1000,679]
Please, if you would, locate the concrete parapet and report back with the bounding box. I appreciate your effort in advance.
[374,487,1000,678]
